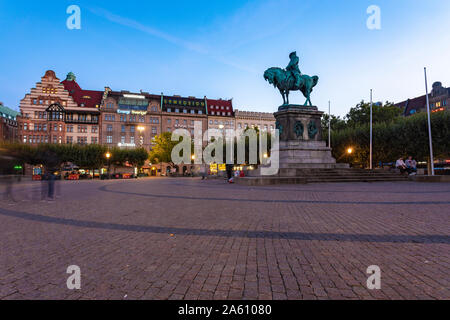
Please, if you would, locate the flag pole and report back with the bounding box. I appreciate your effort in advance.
[328,100,331,148]
[370,89,373,170]
[424,67,435,176]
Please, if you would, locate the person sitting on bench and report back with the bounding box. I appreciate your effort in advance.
[405,156,417,175]
[396,157,410,174]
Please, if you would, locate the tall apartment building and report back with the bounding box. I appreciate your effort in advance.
[100,89,162,150]
[160,94,208,175]
[18,70,101,145]
[161,94,208,135]
[0,102,19,143]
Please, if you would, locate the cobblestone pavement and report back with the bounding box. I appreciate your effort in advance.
[0,178,449,300]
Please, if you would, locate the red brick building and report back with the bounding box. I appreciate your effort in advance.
[18,71,101,145]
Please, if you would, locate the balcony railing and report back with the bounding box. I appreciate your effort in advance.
[65,118,99,124]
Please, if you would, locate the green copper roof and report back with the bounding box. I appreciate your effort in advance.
[0,104,20,120]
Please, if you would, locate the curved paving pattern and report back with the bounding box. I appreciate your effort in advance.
[0,178,449,300]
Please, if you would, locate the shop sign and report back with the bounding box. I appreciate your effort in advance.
[131,110,147,115]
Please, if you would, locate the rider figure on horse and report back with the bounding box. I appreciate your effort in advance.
[286,51,302,88]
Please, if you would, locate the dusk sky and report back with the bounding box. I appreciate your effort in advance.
[1,0,450,116]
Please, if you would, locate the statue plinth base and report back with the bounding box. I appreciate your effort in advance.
[234,105,349,186]
[274,106,345,171]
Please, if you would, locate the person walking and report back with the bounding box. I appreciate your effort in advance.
[3,174,17,202]
[47,169,56,201]
[226,164,234,183]
[199,163,207,180]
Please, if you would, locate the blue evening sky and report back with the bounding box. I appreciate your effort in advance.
[1,0,449,116]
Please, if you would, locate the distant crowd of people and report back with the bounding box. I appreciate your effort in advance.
[395,156,417,175]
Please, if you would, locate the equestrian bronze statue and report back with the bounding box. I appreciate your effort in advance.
[264,51,319,106]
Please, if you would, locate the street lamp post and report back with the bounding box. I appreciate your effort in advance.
[105,151,111,179]
[217,124,224,175]
[137,126,145,147]
[424,67,435,176]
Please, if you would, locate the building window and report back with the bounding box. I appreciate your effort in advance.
[23,135,27,143]
[107,124,113,132]
[167,119,171,124]
[167,108,171,112]
[91,137,98,144]
[66,136,73,144]
[198,110,202,114]
[190,110,195,114]
[130,136,135,144]
[152,127,157,134]
[121,125,125,133]
[91,126,98,133]
[121,136,126,144]
[130,126,135,133]
[77,137,87,145]
[107,136,112,144]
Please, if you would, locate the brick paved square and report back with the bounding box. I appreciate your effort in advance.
[0,178,449,300]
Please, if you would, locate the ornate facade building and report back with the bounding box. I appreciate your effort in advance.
[394,81,450,116]
[15,69,281,175]
[18,71,101,145]
[159,94,208,175]
[234,109,275,131]
[0,102,19,143]
[100,89,162,150]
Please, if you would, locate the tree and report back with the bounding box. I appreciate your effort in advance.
[345,101,402,128]
[126,148,149,168]
[149,132,183,166]
[330,111,450,167]
[321,113,347,131]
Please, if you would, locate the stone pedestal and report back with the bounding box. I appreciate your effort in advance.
[274,105,348,174]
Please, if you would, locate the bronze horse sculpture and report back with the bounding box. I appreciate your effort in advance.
[264,67,319,106]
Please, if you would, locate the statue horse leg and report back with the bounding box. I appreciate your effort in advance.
[279,88,286,105]
[286,90,290,105]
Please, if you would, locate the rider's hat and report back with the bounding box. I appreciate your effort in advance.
[289,51,297,58]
